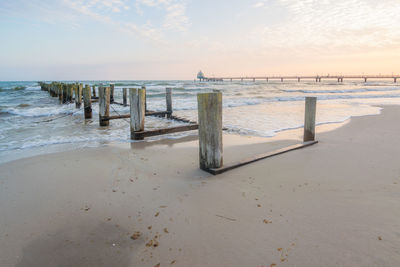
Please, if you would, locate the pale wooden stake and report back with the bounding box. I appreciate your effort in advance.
[99,86,110,126]
[129,88,146,140]
[166,88,172,118]
[142,86,147,111]
[197,92,223,170]
[83,85,92,119]
[123,88,127,106]
[304,96,317,142]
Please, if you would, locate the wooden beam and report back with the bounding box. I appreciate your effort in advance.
[102,111,172,121]
[132,124,198,140]
[204,141,318,175]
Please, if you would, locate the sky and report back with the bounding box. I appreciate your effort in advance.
[0,0,400,80]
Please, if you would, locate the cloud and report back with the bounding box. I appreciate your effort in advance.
[136,0,191,32]
[250,0,400,54]
[60,0,190,43]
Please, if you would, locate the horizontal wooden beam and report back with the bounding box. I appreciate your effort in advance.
[102,111,172,121]
[204,141,318,175]
[132,124,199,140]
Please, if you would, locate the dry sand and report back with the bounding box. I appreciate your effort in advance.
[0,106,400,267]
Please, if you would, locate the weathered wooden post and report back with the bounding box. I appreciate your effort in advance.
[92,85,96,98]
[123,88,127,106]
[62,84,67,104]
[75,83,83,108]
[129,88,146,140]
[83,85,92,119]
[66,85,71,103]
[68,84,74,103]
[110,84,115,103]
[303,97,317,142]
[99,86,110,126]
[197,92,223,170]
[58,84,63,103]
[166,88,172,118]
[141,86,147,111]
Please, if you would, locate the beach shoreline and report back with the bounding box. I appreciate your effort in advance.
[1,105,400,266]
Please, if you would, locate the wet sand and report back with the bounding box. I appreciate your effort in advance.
[0,106,399,266]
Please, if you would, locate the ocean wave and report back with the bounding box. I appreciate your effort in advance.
[0,86,27,91]
[1,104,77,117]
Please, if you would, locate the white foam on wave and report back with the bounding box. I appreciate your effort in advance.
[3,104,77,117]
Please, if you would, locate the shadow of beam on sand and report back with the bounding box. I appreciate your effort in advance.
[130,135,198,150]
[16,221,141,267]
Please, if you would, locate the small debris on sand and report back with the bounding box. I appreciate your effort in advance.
[257,204,261,207]
[146,240,153,247]
[154,263,160,267]
[155,212,160,217]
[263,219,271,224]
[270,264,276,267]
[378,236,382,240]
[148,226,152,230]
[130,232,141,240]
[170,260,176,265]
[160,205,168,208]
[112,190,117,192]
[277,248,283,251]
[83,207,90,211]
[164,228,169,233]
[107,218,112,221]
[129,179,134,182]
[216,215,236,221]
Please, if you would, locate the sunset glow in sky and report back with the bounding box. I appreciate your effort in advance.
[1,0,400,80]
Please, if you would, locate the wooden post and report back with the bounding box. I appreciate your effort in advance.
[197,92,223,170]
[75,83,82,108]
[58,84,63,103]
[123,88,127,106]
[304,97,317,142]
[92,85,96,97]
[99,86,110,126]
[110,84,115,103]
[129,88,146,140]
[62,84,67,104]
[142,86,147,111]
[166,88,172,118]
[83,85,92,119]
[68,85,74,103]
[66,85,70,102]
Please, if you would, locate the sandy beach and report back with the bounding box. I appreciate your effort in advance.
[1,105,400,267]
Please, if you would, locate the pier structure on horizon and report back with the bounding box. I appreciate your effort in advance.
[197,71,400,83]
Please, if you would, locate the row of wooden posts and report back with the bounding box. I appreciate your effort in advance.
[39,82,317,174]
[39,82,195,140]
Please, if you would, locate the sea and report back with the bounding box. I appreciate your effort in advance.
[1,79,400,163]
